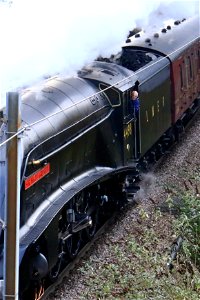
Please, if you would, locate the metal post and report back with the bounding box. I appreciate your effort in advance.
[4,92,21,300]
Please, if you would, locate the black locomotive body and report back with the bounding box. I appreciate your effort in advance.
[0,15,199,299]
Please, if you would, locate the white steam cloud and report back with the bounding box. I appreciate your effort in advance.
[0,0,199,108]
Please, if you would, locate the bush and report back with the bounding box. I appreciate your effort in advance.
[175,193,200,267]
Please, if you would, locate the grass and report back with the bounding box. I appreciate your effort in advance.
[75,186,200,299]
[174,193,200,267]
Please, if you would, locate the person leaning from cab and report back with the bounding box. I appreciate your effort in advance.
[129,90,140,117]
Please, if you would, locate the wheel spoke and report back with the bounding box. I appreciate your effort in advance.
[65,232,82,259]
[49,252,64,282]
[85,208,99,239]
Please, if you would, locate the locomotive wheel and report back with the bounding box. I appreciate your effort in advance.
[85,207,99,239]
[49,211,71,282]
[75,189,99,240]
[49,251,64,282]
[65,231,82,260]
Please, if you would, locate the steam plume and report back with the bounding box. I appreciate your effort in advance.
[0,0,198,108]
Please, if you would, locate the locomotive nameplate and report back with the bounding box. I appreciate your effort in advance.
[24,163,50,190]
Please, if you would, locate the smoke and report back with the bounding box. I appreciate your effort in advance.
[134,172,157,202]
[0,0,198,108]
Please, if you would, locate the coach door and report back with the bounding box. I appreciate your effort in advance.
[123,90,140,163]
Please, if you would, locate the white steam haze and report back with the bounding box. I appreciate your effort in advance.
[0,0,199,108]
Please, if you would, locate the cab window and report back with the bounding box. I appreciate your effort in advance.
[99,83,121,107]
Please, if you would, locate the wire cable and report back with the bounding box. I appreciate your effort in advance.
[0,35,199,148]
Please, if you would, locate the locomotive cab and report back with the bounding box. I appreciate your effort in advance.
[79,61,140,166]
[122,88,141,162]
[98,82,139,164]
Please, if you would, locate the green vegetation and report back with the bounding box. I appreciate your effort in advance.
[76,188,200,299]
[174,193,200,268]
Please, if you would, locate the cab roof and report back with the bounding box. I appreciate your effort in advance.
[78,61,137,92]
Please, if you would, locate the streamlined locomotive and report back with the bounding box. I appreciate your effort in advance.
[0,15,199,299]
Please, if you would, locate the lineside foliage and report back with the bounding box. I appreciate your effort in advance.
[76,190,200,299]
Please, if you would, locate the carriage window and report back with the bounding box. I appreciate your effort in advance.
[179,64,183,88]
[185,59,189,87]
[188,56,193,79]
[99,83,121,107]
[194,50,199,74]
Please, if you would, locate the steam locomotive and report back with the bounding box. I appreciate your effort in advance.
[0,15,199,299]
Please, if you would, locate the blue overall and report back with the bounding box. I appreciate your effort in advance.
[130,97,140,115]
